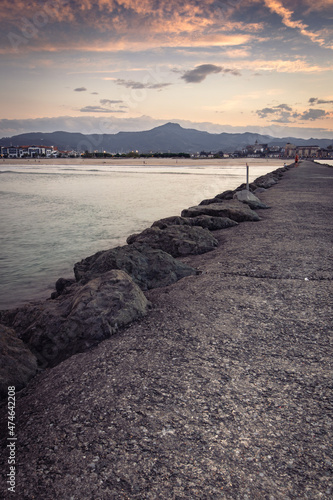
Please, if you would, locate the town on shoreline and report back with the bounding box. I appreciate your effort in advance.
[1,140,332,160]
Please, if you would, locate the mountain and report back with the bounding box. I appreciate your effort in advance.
[0,122,332,153]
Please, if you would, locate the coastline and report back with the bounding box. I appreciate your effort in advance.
[0,162,302,372]
[0,160,332,498]
[0,158,286,310]
[1,157,286,167]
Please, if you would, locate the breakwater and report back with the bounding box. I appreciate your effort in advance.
[0,164,292,396]
[1,160,332,499]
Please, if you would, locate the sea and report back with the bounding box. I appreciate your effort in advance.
[0,160,286,309]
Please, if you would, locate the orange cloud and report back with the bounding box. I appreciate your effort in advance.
[263,0,332,48]
[1,0,255,54]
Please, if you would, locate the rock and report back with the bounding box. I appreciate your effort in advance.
[215,189,234,200]
[199,197,223,206]
[0,324,38,399]
[254,187,267,195]
[3,270,150,368]
[152,215,238,231]
[233,189,270,210]
[254,175,277,189]
[51,277,76,298]
[74,243,198,291]
[127,225,218,258]
[233,182,258,193]
[181,200,260,222]
[190,215,238,230]
[152,216,193,229]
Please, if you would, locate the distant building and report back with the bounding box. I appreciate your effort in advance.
[284,143,297,158]
[317,148,333,159]
[284,143,320,158]
[1,145,61,158]
[296,145,319,158]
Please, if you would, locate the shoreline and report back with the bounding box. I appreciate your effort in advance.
[1,157,286,167]
[0,164,292,357]
[0,163,293,370]
[0,158,287,310]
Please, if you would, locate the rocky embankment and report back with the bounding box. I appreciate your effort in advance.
[0,166,290,397]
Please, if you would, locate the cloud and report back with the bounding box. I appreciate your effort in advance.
[299,109,330,121]
[256,106,294,123]
[115,79,172,90]
[80,105,126,113]
[181,64,240,83]
[309,97,333,105]
[0,0,256,55]
[274,103,293,112]
[80,98,128,113]
[100,99,124,105]
[263,0,330,48]
[257,102,331,123]
[74,87,87,92]
[242,59,332,73]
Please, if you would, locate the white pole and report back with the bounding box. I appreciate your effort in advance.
[246,163,249,190]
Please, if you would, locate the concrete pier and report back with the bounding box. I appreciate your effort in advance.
[0,161,332,499]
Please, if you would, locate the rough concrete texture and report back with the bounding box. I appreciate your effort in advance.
[0,161,332,499]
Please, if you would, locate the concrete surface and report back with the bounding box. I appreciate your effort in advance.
[0,160,332,499]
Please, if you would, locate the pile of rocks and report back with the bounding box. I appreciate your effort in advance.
[0,165,292,396]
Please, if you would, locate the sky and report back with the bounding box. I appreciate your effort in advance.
[0,0,332,139]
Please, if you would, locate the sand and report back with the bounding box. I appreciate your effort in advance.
[1,157,286,167]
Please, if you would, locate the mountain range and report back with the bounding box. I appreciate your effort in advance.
[0,122,332,153]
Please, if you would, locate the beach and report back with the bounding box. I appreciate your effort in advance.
[1,157,285,167]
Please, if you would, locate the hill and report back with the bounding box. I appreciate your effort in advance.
[0,122,332,153]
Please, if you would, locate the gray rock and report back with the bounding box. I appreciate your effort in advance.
[0,324,38,399]
[190,215,238,230]
[233,182,258,193]
[215,189,234,200]
[181,200,260,222]
[254,175,277,189]
[233,189,270,209]
[127,225,218,257]
[199,197,223,206]
[152,216,193,229]
[254,187,267,195]
[4,270,150,368]
[152,215,238,231]
[74,243,198,291]
[51,277,76,298]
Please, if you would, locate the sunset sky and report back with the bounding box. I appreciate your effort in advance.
[0,0,332,138]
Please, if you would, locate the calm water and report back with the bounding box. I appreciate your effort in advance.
[0,162,279,309]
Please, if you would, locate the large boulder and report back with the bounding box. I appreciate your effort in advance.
[253,175,277,189]
[152,215,238,231]
[152,216,193,229]
[127,225,218,257]
[233,189,270,210]
[0,324,38,399]
[181,200,260,222]
[3,270,150,368]
[200,184,258,205]
[74,243,198,291]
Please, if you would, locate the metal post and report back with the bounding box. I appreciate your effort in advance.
[246,163,249,191]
